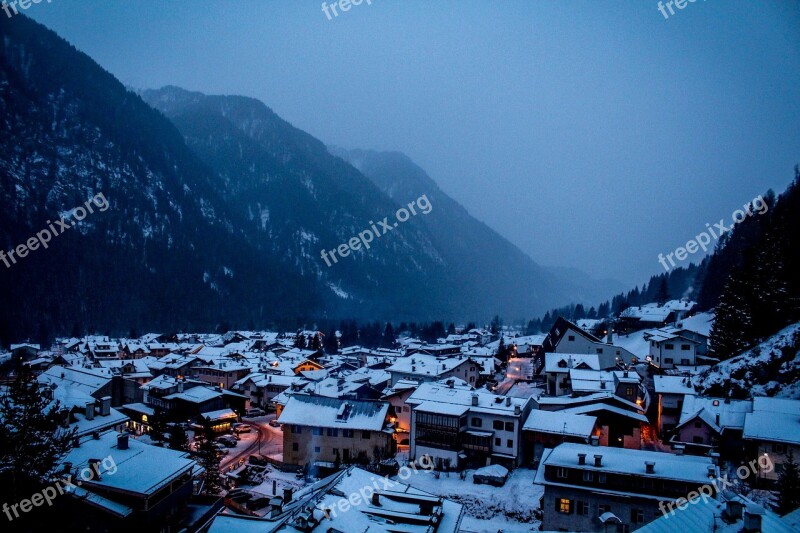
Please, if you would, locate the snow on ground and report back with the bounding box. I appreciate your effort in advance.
[389,466,542,531]
[693,322,800,399]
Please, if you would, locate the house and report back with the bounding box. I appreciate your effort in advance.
[535,443,718,532]
[191,361,252,389]
[381,379,419,445]
[643,326,708,369]
[206,466,464,533]
[542,318,637,365]
[671,396,753,458]
[387,354,481,386]
[566,368,645,406]
[522,409,599,466]
[38,365,113,400]
[9,343,40,365]
[232,372,301,410]
[653,375,695,436]
[407,380,534,469]
[743,397,800,484]
[278,395,395,467]
[147,354,203,379]
[56,431,200,530]
[543,353,616,396]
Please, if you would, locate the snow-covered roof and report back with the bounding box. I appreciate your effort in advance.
[201,408,238,422]
[653,375,695,395]
[407,381,530,417]
[38,365,111,395]
[743,397,800,445]
[539,442,716,484]
[278,396,389,431]
[165,385,224,403]
[678,396,753,432]
[523,409,596,438]
[387,353,473,378]
[59,430,196,496]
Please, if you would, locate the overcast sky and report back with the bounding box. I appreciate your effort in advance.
[29,1,800,286]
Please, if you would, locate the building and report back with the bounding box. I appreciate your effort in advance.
[653,375,695,436]
[232,372,301,410]
[643,326,709,369]
[57,431,199,530]
[743,397,800,484]
[522,409,598,466]
[278,395,395,466]
[535,443,718,532]
[387,353,481,386]
[407,380,534,469]
[671,396,753,458]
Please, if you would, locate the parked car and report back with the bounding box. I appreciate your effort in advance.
[216,435,238,448]
[268,419,281,428]
[233,423,252,434]
[245,408,266,417]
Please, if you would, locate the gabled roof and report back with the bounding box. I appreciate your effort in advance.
[743,397,800,445]
[277,396,389,431]
[542,317,603,352]
[523,409,596,438]
[677,396,753,432]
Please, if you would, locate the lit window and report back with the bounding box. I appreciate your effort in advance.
[558,498,571,514]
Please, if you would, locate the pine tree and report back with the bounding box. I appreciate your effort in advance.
[0,366,76,502]
[778,449,800,515]
[168,425,188,451]
[657,277,670,305]
[196,422,224,495]
[382,322,395,348]
[710,268,754,360]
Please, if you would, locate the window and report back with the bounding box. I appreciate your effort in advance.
[493,420,504,430]
[598,473,606,484]
[505,421,515,432]
[568,336,575,341]
[471,417,482,427]
[343,429,354,438]
[495,437,501,446]
[665,343,674,350]
[291,425,302,434]
[626,386,635,396]
[583,471,594,482]
[507,439,513,448]
[596,348,604,354]
[314,446,320,453]
[631,509,644,523]
[617,525,630,533]
[327,428,338,437]
[312,427,322,436]
[681,344,691,351]
[292,443,299,451]
[470,366,475,371]
[577,501,589,516]
[557,498,572,514]
[469,376,475,383]
[681,359,690,365]
[557,467,568,478]
[694,421,703,428]
[362,431,371,439]
[664,358,673,364]
[599,504,612,514]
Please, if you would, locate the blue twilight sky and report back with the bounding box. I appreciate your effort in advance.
[26,0,800,286]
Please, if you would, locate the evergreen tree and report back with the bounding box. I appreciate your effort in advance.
[149,407,168,443]
[168,425,188,451]
[573,304,586,320]
[0,366,76,503]
[657,277,670,305]
[324,328,339,354]
[778,449,800,515]
[382,322,396,348]
[710,268,754,360]
[490,315,502,335]
[447,323,456,335]
[294,332,307,349]
[196,422,224,495]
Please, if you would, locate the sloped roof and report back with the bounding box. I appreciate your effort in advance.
[278,395,389,431]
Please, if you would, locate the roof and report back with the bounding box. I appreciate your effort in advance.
[201,408,238,422]
[165,385,224,403]
[743,397,800,445]
[406,381,530,417]
[523,409,596,438]
[561,403,649,423]
[387,353,473,377]
[654,375,696,395]
[538,442,717,485]
[637,491,796,533]
[678,396,753,431]
[38,366,111,395]
[59,430,196,496]
[278,396,389,431]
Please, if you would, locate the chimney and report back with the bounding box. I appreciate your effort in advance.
[514,404,521,415]
[600,380,606,390]
[62,462,73,474]
[100,396,111,416]
[471,393,478,406]
[645,461,655,474]
[117,433,129,450]
[623,370,629,378]
[590,435,599,447]
[724,499,744,520]
[707,466,717,478]
[283,487,293,504]
[594,454,603,467]
[578,453,586,465]
[178,379,184,393]
[715,414,720,426]
[505,397,511,406]
[85,402,95,420]
[372,492,381,506]
[710,452,720,465]
[743,506,764,533]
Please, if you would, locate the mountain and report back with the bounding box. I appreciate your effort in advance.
[329,148,625,308]
[0,15,612,342]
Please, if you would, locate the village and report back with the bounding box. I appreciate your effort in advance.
[2,299,798,532]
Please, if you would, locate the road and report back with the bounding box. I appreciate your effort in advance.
[220,414,283,471]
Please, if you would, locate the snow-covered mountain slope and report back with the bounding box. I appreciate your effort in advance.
[693,323,800,399]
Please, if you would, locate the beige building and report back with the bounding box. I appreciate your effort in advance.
[278,395,395,466]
